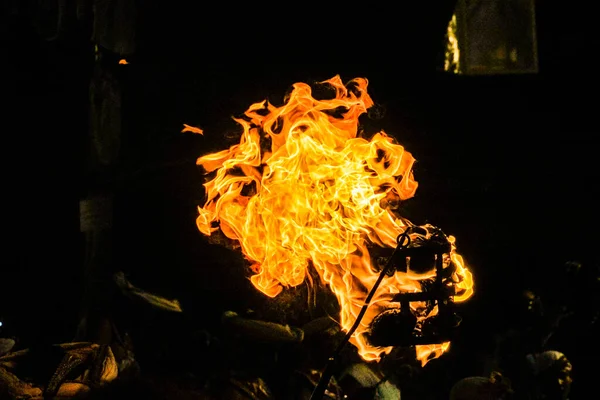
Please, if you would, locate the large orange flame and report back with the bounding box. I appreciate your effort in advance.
[195,76,473,365]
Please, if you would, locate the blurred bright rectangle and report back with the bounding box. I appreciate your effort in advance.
[444,0,539,75]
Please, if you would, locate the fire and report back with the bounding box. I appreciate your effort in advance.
[195,76,473,365]
[182,124,204,135]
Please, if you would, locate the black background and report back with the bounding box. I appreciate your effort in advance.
[2,1,598,397]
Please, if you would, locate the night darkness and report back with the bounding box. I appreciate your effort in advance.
[2,1,598,399]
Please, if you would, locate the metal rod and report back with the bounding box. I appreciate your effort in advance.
[309,231,411,400]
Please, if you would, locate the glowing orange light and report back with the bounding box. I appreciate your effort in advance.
[182,124,204,135]
[194,76,473,365]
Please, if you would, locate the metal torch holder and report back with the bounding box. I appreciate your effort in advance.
[368,233,462,347]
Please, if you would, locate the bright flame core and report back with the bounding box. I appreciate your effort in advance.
[195,76,473,365]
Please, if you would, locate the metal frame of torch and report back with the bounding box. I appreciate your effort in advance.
[310,226,463,399]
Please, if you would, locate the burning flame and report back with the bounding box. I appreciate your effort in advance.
[195,76,473,365]
[182,124,204,135]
